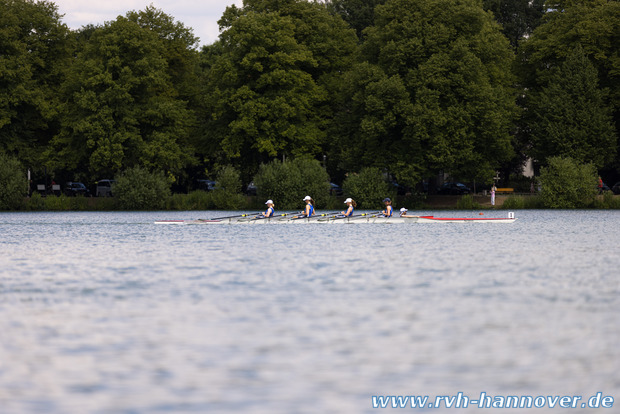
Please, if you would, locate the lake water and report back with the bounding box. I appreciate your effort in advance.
[1,210,619,413]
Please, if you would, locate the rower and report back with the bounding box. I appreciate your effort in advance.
[381,198,393,217]
[259,199,275,218]
[399,207,419,218]
[339,198,356,217]
[299,196,315,218]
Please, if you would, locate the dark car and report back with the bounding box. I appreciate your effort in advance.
[612,182,620,195]
[64,182,89,197]
[329,182,343,196]
[437,182,471,195]
[95,179,115,197]
[197,179,216,191]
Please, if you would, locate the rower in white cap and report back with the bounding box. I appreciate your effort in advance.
[399,207,419,218]
[339,198,356,217]
[259,199,275,218]
[298,195,315,218]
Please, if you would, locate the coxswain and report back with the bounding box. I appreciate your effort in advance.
[399,207,419,218]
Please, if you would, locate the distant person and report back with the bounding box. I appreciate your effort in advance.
[259,200,275,218]
[598,177,604,194]
[298,196,315,218]
[339,198,356,217]
[381,198,393,217]
[491,184,497,206]
[530,181,535,193]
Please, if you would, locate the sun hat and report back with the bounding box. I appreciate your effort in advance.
[383,198,391,202]
[400,207,408,212]
[303,195,312,201]
[265,199,273,205]
[344,198,353,203]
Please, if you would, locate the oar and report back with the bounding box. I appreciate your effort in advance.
[208,212,261,220]
[292,211,339,221]
[246,211,298,221]
[331,211,383,221]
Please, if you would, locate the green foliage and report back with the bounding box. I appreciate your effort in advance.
[253,158,330,209]
[334,0,517,184]
[0,153,27,210]
[327,0,387,38]
[113,167,171,210]
[538,157,598,208]
[501,195,544,209]
[591,191,620,210]
[50,10,197,179]
[211,166,245,210]
[0,0,70,168]
[455,194,481,210]
[201,0,357,177]
[342,167,394,209]
[482,0,545,48]
[501,195,525,209]
[525,45,616,169]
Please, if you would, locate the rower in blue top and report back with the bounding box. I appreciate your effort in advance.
[380,197,393,217]
[338,198,356,218]
[297,196,315,219]
[258,199,275,218]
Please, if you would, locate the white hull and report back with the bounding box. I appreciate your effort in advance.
[155,215,517,225]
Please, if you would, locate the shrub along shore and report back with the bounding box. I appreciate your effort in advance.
[9,192,620,212]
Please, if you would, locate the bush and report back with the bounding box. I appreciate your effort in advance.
[0,153,27,210]
[538,157,597,208]
[253,158,330,210]
[501,196,525,209]
[342,167,394,209]
[456,194,481,210]
[114,167,171,210]
[211,165,245,210]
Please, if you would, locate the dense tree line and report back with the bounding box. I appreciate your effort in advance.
[1,0,618,192]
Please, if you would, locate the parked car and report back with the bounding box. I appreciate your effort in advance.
[197,179,216,191]
[612,182,620,195]
[95,179,115,197]
[437,182,471,195]
[64,182,90,197]
[246,182,257,196]
[329,182,343,196]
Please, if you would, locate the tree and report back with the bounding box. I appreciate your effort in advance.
[199,0,357,180]
[538,156,598,208]
[526,45,616,169]
[341,167,394,208]
[518,1,620,129]
[253,158,330,209]
[0,0,71,168]
[482,0,545,48]
[334,0,517,186]
[50,10,197,180]
[0,153,27,210]
[326,0,388,39]
[113,166,171,210]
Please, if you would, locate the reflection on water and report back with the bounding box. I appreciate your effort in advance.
[1,210,619,413]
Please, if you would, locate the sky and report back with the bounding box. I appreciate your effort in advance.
[51,0,243,47]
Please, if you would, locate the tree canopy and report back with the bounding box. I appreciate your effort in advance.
[1,0,618,192]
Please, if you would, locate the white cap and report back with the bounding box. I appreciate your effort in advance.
[344,198,352,203]
[303,195,312,201]
[400,207,408,212]
[265,199,273,205]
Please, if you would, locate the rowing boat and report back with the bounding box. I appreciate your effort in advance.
[154,213,517,225]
